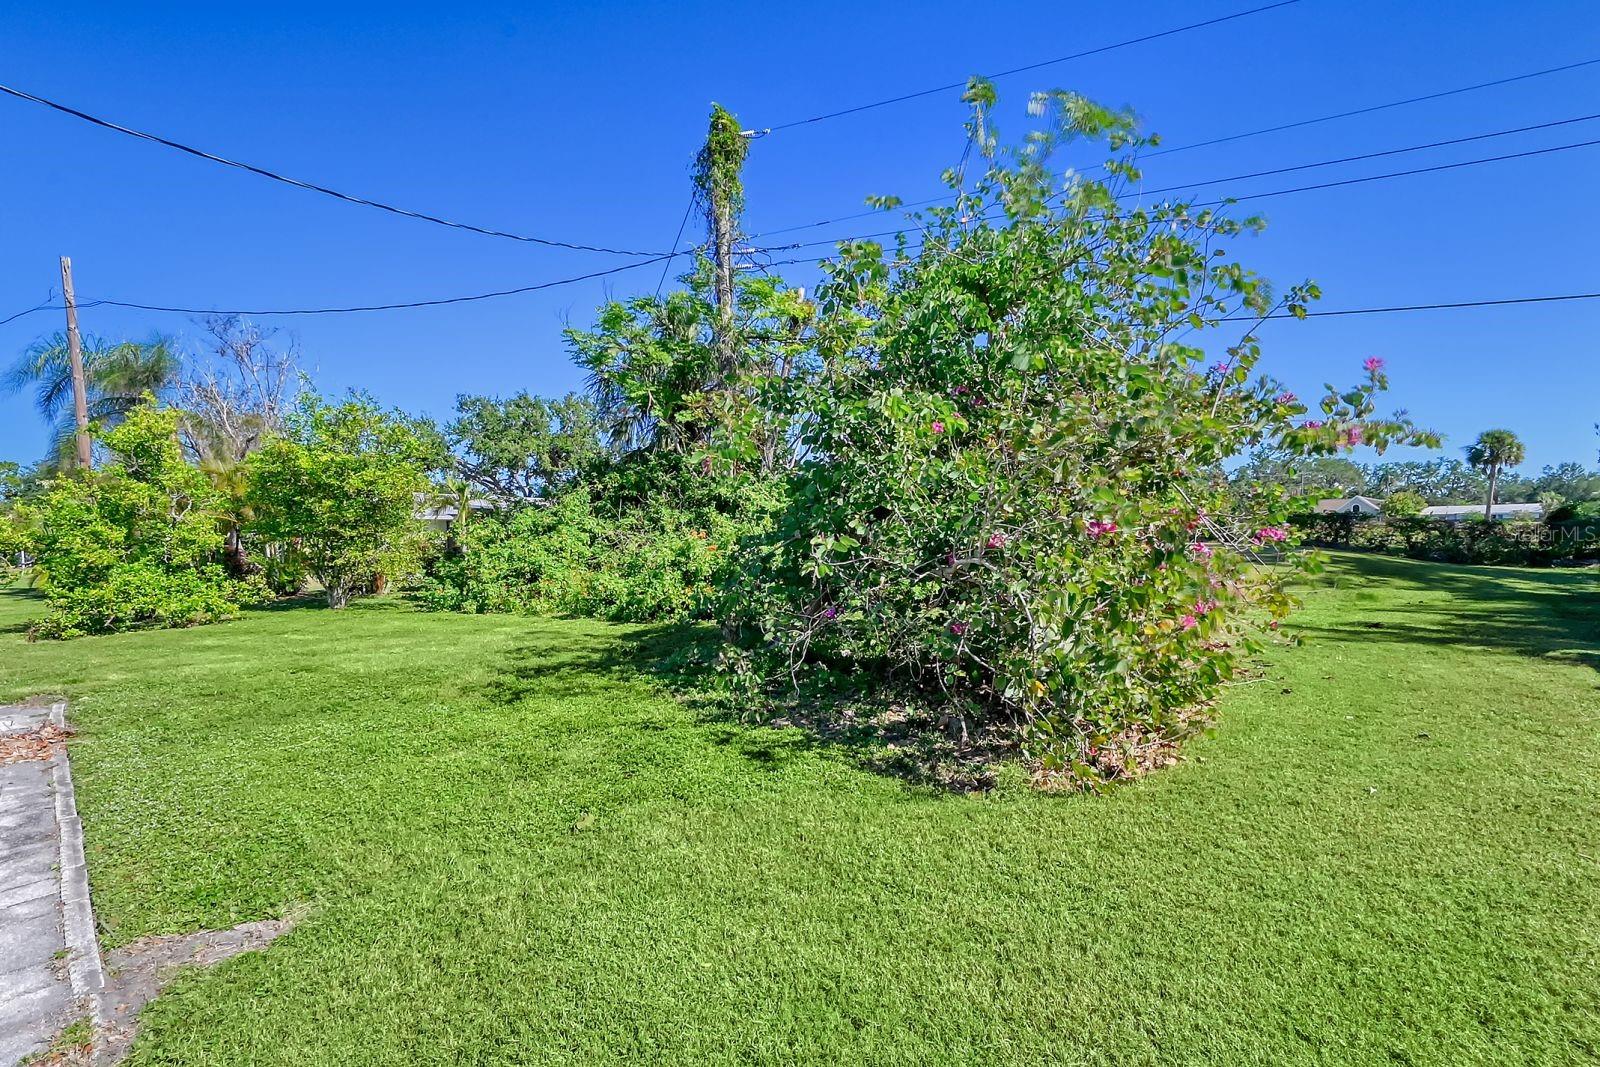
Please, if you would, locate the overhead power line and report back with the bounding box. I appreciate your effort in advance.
[11,251,1597,325]
[1135,111,1600,197]
[0,82,664,257]
[656,192,701,297]
[0,293,62,328]
[761,0,1307,133]
[1220,291,1600,320]
[753,54,1600,239]
[65,249,695,318]
[1198,134,1600,205]
[759,131,1600,253]
[42,278,1600,324]
[1148,55,1600,159]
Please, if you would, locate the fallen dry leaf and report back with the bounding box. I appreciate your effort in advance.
[0,722,72,764]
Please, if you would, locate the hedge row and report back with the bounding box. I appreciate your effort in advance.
[1291,514,1600,566]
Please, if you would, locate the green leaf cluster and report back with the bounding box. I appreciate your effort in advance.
[23,405,259,638]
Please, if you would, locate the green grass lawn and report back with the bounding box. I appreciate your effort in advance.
[1,554,1597,1065]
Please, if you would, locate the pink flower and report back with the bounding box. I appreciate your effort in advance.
[1193,597,1218,616]
[986,532,1008,549]
[949,621,969,636]
[931,420,946,434]
[1185,512,1205,532]
[821,605,838,620]
[1179,614,1199,631]
[1277,391,1298,405]
[1190,542,1213,558]
[1252,526,1289,545]
[951,385,969,396]
[1363,356,1385,373]
[1303,419,1324,430]
[1087,519,1118,538]
[1343,426,1364,446]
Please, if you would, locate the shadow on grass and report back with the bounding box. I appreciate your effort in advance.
[481,620,1003,791]
[1296,554,1600,673]
[247,593,334,614]
[475,555,1600,791]
[481,621,716,708]
[0,585,46,635]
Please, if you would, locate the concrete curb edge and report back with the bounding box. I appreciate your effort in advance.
[48,700,106,1032]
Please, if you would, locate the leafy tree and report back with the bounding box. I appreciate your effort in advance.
[246,393,443,608]
[0,460,41,505]
[0,511,26,576]
[5,333,180,463]
[446,391,601,500]
[0,461,37,575]
[1382,490,1426,517]
[1361,459,1486,503]
[1232,450,1366,499]
[729,82,1434,786]
[22,405,256,638]
[1529,462,1600,503]
[1465,429,1526,520]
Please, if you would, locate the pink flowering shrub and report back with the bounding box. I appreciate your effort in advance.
[726,84,1433,788]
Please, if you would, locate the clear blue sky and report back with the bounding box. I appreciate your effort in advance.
[2,0,1597,470]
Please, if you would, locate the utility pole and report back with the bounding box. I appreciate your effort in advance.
[695,105,749,384]
[59,256,92,470]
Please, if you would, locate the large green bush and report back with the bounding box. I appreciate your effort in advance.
[418,453,778,622]
[1296,513,1600,566]
[725,85,1432,786]
[23,405,261,639]
[246,393,443,608]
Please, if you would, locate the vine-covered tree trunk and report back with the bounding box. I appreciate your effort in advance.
[695,104,748,387]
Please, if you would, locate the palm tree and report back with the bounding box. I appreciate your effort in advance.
[1465,429,1526,521]
[423,476,477,552]
[198,457,255,576]
[5,333,181,465]
[571,289,720,454]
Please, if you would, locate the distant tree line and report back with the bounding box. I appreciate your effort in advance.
[1232,452,1600,509]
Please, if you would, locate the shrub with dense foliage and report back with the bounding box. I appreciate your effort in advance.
[22,405,261,638]
[418,243,805,623]
[246,393,443,608]
[1382,490,1426,517]
[1294,512,1600,566]
[723,84,1433,785]
[418,452,779,621]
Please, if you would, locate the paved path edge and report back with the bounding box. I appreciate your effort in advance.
[47,701,106,1035]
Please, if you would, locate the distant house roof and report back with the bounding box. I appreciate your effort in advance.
[415,495,501,523]
[1420,502,1545,519]
[1313,496,1383,514]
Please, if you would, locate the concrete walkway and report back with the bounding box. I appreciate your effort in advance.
[0,704,103,1065]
